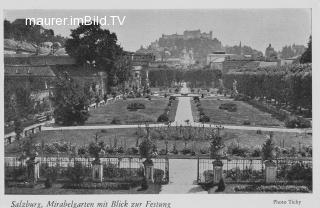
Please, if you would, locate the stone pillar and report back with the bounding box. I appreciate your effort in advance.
[26,157,40,183]
[92,161,103,182]
[143,159,154,183]
[34,159,40,182]
[212,160,223,184]
[265,160,277,184]
[165,157,169,183]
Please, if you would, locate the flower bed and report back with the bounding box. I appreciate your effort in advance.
[234,185,310,193]
[62,180,143,190]
[127,103,146,111]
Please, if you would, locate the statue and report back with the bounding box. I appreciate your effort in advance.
[232,79,238,96]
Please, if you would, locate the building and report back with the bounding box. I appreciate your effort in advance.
[123,52,156,91]
[160,30,213,41]
[206,52,238,66]
[4,56,108,116]
[4,39,37,55]
[183,30,213,40]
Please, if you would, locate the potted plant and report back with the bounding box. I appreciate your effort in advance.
[139,125,156,183]
[88,137,104,182]
[262,132,277,183]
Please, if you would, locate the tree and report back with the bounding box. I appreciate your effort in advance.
[300,36,312,64]
[15,86,35,117]
[139,126,156,160]
[262,132,275,161]
[51,72,90,126]
[14,119,24,141]
[4,78,36,121]
[209,128,224,159]
[65,22,127,88]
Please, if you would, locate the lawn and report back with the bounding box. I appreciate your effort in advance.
[5,127,311,157]
[199,99,284,127]
[85,98,169,125]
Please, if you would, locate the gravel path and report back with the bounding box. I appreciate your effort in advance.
[159,159,207,194]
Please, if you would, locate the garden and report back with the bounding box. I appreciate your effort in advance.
[192,97,284,127]
[5,125,311,159]
[85,98,175,125]
[4,123,312,194]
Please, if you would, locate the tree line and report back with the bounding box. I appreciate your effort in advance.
[4,19,67,46]
[222,64,312,114]
[148,68,222,88]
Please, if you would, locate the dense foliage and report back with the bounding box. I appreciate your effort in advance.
[65,22,130,88]
[4,77,51,122]
[300,36,312,64]
[149,68,221,88]
[4,19,66,45]
[223,64,312,114]
[127,103,146,111]
[261,133,276,161]
[51,73,90,125]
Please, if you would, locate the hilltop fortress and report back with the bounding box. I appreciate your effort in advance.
[161,30,213,40]
[138,30,222,66]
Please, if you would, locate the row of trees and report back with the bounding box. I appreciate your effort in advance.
[4,19,66,45]
[223,64,312,114]
[4,80,35,122]
[148,68,222,88]
[4,77,53,122]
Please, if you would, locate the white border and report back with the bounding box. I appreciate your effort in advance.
[1,1,319,208]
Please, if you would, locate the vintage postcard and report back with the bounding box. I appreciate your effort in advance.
[1,0,319,208]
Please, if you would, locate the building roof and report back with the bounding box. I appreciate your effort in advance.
[5,65,56,77]
[4,55,76,65]
[53,48,67,56]
[4,39,37,53]
[210,57,225,63]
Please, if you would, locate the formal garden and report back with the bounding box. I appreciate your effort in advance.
[4,123,313,194]
[192,98,284,127]
[85,97,178,125]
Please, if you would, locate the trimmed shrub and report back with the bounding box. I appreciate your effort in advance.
[181,148,192,155]
[127,103,146,111]
[285,117,311,128]
[159,149,167,155]
[216,178,226,192]
[286,162,312,186]
[251,147,262,157]
[154,169,164,184]
[200,148,209,155]
[243,120,251,125]
[193,96,200,102]
[66,162,87,184]
[203,170,214,183]
[219,102,237,112]
[126,147,139,155]
[227,144,250,157]
[111,117,122,124]
[199,115,210,123]
[157,114,169,122]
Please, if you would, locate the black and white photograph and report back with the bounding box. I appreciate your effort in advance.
[1,0,319,207]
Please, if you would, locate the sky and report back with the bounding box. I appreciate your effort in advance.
[4,9,312,52]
